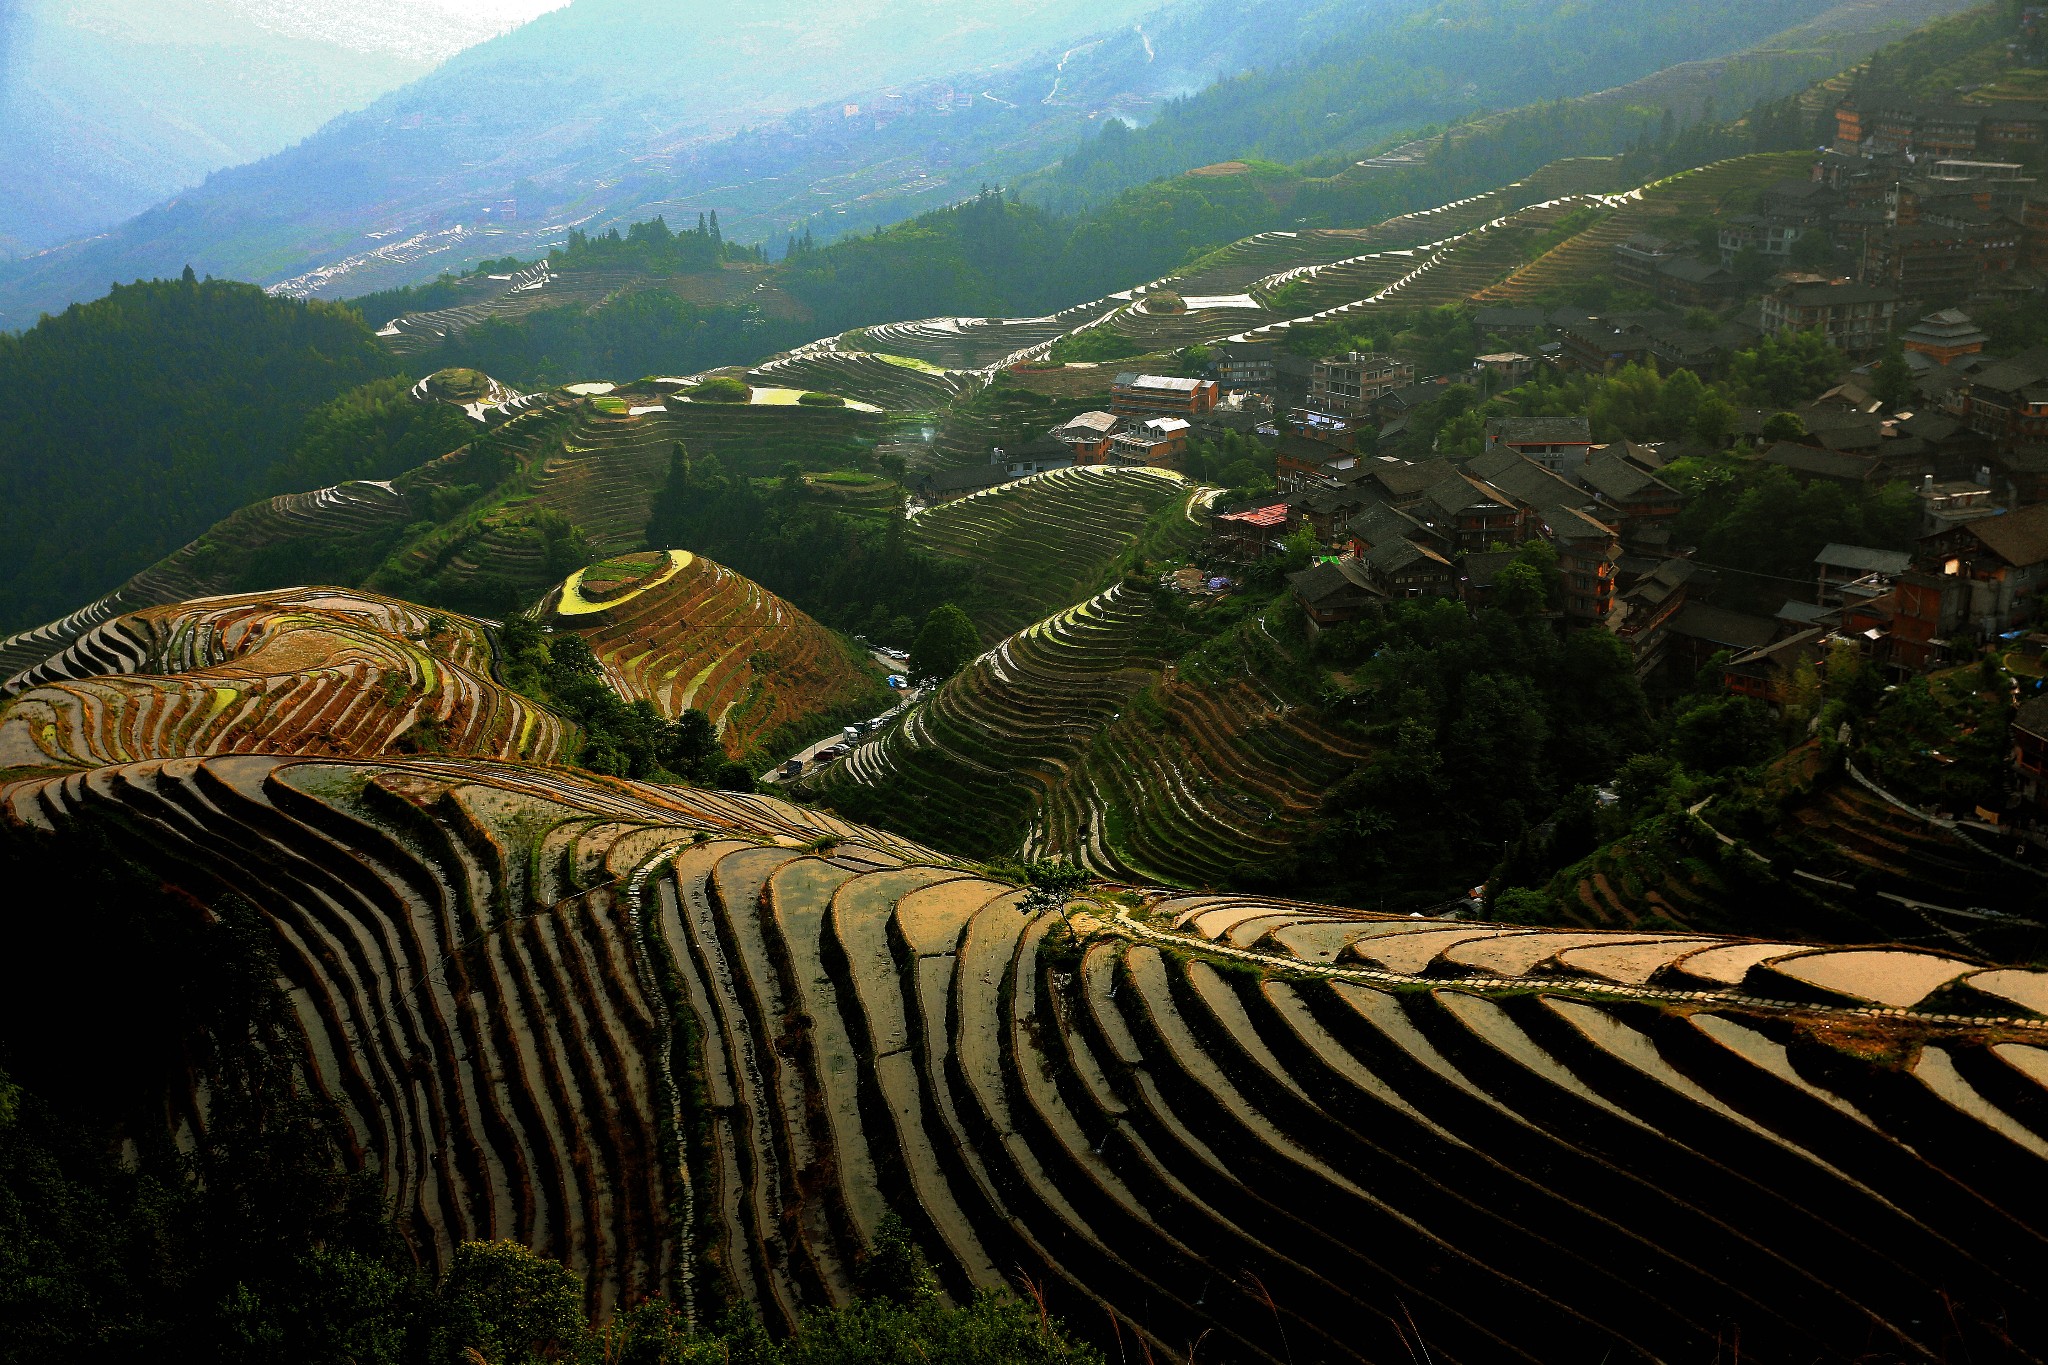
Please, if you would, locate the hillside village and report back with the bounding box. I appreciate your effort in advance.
[881,80,2048,791]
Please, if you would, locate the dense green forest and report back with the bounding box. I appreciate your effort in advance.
[0,275,437,633]
[0,819,1096,1364]
[551,215,763,274]
[434,291,788,389]
[644,446,973,644]
[1272,548,1656,906]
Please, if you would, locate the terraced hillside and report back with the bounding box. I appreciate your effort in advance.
[1160,158,1632,307]
[1550,761,2048,965]
[0,400,580,683]
[748,342,977,411]
[375,264,647,356]
[0,480,422,686]
[851,300,1120,372]
[1033,655,1374,888]
[1475,151,1814,302]
[813,586,1372,888]
[0,588,571,768]
[811,586,1174,856]
[908,466,1205,640]
[1258,193,1605,323]
[541,551,889,761]
[11,751,2048,1359]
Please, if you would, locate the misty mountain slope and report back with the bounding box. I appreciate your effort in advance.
[0,0,1168,326]
[1024,0,1984,212]
[0,0,546,256]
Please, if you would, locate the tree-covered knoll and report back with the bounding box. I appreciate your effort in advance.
[645,446,972,647]
[551,215,764,274]
[1259,543,1657,907]
[267,376,479,493]
[0,275,459,633]
[434,289,787,390]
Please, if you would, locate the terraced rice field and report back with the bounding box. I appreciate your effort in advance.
[377,264,644,356]
[0,588,571,768]
[810,586,1370,887]
[1163,157,1633,307]
[809,586,1172,856]
[852,303,1118,372]
[1257,194,1603,325]
[1557,773,2048,964]
[541,551,888,759]
[1086,296,1284,352]
[11,751,2047,1358]
[1475,151,1813,303]
[908,466,1201,639]
[748,342,976,411]
[1034,661,1372,887]
[0,480,422,686]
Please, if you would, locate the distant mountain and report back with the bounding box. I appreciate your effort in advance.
[0,0,1172,325]
[0,0,548,256]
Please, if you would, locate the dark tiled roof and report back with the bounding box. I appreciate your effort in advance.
[1369,458,1458,498]
[923,464,1012,494]
[1465,447,1589,511]
[1728,627,1830,674]
[1897,411,1962,442]
[1419,473,1515,519]
[1778,600,1842,626]
[1545,505,1619,542]
[1667,604,1780,650]
[1365,537,1452,576]
[1288,558,1382,606]
[1655,257,1733,285]
[1774,282,1900,308]
[1762,442,1878,482]
[1345,503,1433,549]
[1969,504,2048,568]
[2016,695,2048,743]
[1815,543,1911,575]
[1580,450,1676,503]
[1462,549,1521,588]
[1488,415,1593,445]
[1997,445,2048,475]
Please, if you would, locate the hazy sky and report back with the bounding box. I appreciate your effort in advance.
[221,0,573,59]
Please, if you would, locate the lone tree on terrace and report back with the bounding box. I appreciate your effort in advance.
[909,603,979,686]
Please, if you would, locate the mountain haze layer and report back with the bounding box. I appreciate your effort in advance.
[0,0,557,255]
[0,0,1171,324]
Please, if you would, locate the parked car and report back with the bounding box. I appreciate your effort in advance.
[887,674,908,689]
[780,759,803,779]
[843,725,862,743]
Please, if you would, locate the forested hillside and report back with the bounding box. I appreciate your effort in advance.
[0,276,459,632]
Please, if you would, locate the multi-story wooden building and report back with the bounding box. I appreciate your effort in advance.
[1308,351,1413,417]
[1759,280,1899,357]
[1110,373,1219,417]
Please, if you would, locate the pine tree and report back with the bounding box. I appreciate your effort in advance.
[708,210,722,244]
[645,441,693,549]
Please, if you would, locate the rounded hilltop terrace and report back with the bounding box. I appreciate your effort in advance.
[0,587,571,768]
[7,750,2047,1360]
[539,549,890,762]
